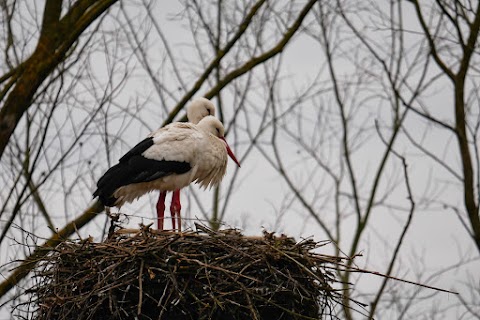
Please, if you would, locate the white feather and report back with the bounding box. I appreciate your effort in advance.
[112,116,229,206]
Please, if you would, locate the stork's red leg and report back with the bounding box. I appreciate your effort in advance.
[156,191,167,230]
[170,190,181,231]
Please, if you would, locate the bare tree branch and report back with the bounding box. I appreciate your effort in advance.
[0,0,118,159]
[0,200,104,299]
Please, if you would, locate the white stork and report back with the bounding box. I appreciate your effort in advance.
[93,115,240,231]
[185,97,216,124]
[153,97,216,230]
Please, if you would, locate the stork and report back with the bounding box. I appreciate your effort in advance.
[185,97,215,124]
[153,97,216,230]
[93,116,240,231]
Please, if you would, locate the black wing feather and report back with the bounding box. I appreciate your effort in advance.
[119,137,154,163]
[93,139,191,207]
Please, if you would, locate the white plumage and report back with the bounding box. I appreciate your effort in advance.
[151,97,217,230]
[186,97,215,124]
[93,114,240,231]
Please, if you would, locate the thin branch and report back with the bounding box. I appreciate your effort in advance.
[319,4,362,223]
[368,157,416,318]
[269,87,335,241]
[161,0,268,126]
[0,0,118,160]
[0,200,104,299]
[408,0,455,79]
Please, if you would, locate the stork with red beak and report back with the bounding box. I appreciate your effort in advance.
[153,97,216,230]
[93,115,240,231]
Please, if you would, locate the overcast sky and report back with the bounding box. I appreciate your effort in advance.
[1,1,479,318]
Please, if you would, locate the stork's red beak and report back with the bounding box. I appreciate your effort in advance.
[220,137,241,167]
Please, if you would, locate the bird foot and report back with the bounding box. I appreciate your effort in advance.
[106,208,120,238]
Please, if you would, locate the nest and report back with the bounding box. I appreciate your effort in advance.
[28,224,354,320]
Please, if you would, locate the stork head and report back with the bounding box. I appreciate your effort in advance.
[187,97,216,124]
[197,116,241,167]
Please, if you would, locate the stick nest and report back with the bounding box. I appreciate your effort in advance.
[28,224,352,320]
